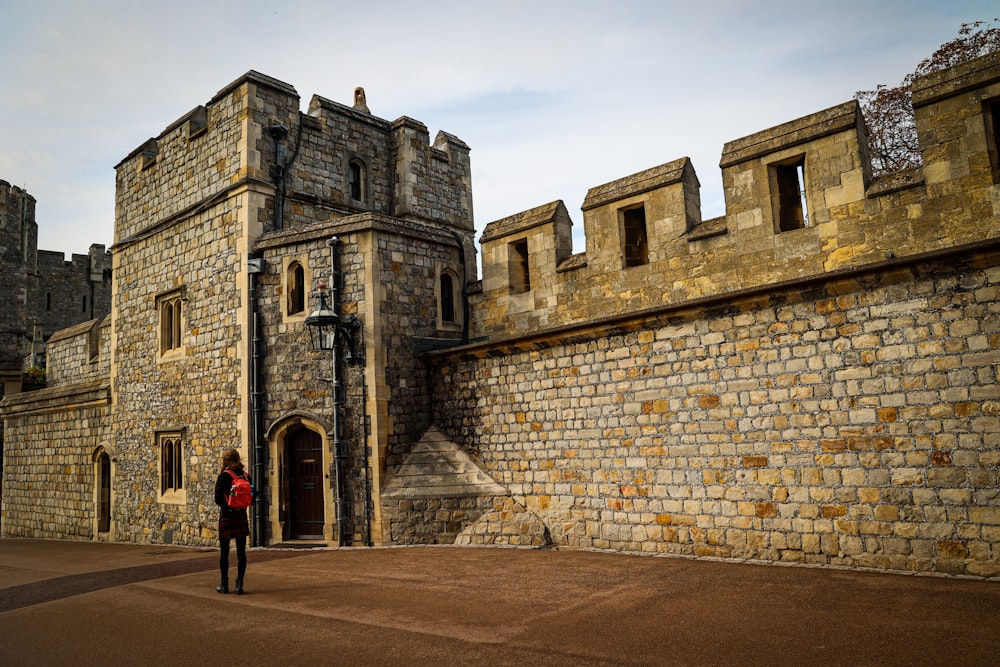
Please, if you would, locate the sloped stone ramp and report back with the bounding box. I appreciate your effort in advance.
[381,425,506,499]
[381,426,552,547]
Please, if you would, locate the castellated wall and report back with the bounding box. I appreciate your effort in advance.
[108,72,289,546]
[425,51,1000,575]
[1,318,111,539]
[35,246,112,342]
[431,248,999,575]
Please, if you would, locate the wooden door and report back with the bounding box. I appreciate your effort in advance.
[288,429,325,539]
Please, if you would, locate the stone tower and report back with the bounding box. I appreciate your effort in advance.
[0,181,37,397]
[108,71,475,546]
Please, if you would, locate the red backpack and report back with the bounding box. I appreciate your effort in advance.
[225,469,254,510]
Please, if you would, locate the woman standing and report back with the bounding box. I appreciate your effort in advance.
[214,448,251,594]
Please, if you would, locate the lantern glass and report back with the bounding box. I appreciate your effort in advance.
[305,292,340,351]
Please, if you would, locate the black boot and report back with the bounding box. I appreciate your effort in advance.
[235,578,244,595]
[216,577,229,594]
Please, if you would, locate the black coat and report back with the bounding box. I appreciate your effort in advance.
[215,468,250,539]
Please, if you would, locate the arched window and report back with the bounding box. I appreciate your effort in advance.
[97,452,111,533]
[287,261,305,315]
[440,273,455,323]
[159,292,183,354]
[348,160,364,202]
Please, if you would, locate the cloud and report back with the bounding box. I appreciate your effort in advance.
[1,0,997,261]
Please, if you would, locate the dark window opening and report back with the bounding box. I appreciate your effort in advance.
[622,205,648,267]
[509,240,530,294]
[348,161,363,201]
[774,157,809,232]
[440,273,455,323]
[288,262,305,315]
[88,321,100,362]
[140,139,158,170]
[985,99,1000,184]
[46,292,51,311]
[97,452,111,532]
[82,295,87,312]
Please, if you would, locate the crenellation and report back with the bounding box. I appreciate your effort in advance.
[3,53,1000,575]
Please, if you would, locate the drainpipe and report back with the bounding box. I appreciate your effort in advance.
[267,113,304,231]
[248,254,267,546]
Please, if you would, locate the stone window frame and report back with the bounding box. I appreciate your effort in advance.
[769,154,810,233]
[157,430,186,505]
[156,287,186,361]
[348,157,367,205]
[508,239,531,294]
[87,319,101,364]
[620,203,649,268]
[282,255,311,324]
[186,106,208,141]
[93,444,114,536]
[436,265,463,332]
[140,138,158,171]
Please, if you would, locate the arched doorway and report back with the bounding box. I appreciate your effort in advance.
[286,427,325,539]
[96,451,111,534]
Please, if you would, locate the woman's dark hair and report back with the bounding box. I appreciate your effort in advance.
[221,448,243,472]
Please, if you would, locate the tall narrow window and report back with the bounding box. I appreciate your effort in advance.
[158,291,183,355]
[622,205,648,267]
[97,452,111,533]
[46,292,51,311]
[509,239,530,294]
[159,433,183,495]
[287,261,305,315]
[82,295,88,312]
[440,273,455,323]
[773,157,809,232]
[348,160,363,201]
[985,99,1000,184]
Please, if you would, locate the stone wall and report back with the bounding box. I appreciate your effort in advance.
[430,245,1000,576]
[0,314,113,539]
[35,246,112,343]
[108,73,274,546]
[253,212,471,546]
[45,317,110,387]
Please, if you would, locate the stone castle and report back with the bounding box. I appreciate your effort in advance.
[2,51,999,576]
[0,182,111,396]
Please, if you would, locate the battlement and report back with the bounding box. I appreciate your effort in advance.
[474,51,1000,336]
[114,71,473,249]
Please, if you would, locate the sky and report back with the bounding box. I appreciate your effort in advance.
[1,0,996,269]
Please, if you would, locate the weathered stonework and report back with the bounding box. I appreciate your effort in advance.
[0,181,110,395]
[2,51,999,578]
[431,248,1000,575]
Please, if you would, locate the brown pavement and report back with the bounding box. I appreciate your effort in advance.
[1,538,998,666]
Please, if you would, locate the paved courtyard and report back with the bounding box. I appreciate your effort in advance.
[1,538,998,666]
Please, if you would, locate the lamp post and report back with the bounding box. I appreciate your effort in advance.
[304,236,361,546]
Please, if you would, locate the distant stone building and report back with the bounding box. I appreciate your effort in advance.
[0,181,111,396]
[3,52,1000,577]
[0,181,111,504]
